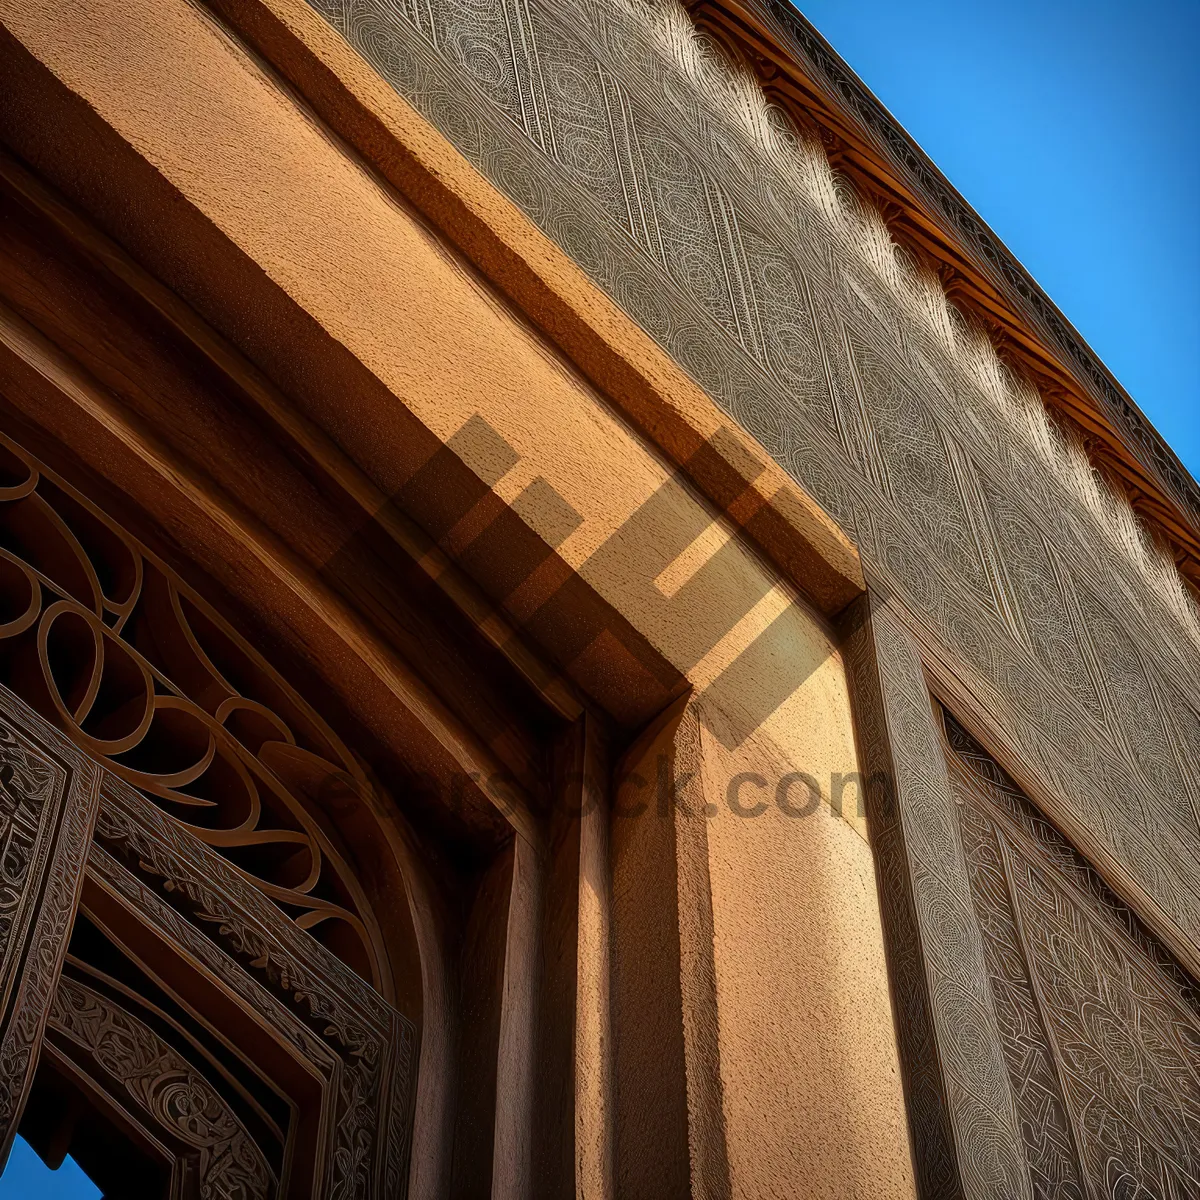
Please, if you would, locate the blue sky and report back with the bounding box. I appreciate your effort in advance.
[797,0,1199,480]
[0,1137,98,1199]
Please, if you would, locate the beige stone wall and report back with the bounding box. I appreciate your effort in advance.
[0,0,915,1192]
[613,690,914,1199]
[696,706,913,1199]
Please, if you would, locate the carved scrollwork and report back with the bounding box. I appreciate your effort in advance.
[90,774,414,1200]
[0,432,383,985]
[49,975,276,1199]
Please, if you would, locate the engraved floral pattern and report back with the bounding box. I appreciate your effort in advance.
[946,713,1200,1199]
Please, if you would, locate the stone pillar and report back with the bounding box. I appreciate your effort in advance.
[842,592,1031,1200]
[611,684,917,1199]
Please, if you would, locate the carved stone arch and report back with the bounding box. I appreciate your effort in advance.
[0,698,420,1199]
[41,971,276,1200]
[0,415,465,1195]
[0,425,421,1005]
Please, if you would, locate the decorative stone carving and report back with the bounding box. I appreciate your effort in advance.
[0,689,99,1161]
[842,595,1030,1200]
[0,685,412,1196]
[0,431,383,984]
[944,711,1200,1199]
[48,975,275,1199]
[91,773,415,1200]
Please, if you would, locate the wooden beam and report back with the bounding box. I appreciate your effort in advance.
[0,295,543,849]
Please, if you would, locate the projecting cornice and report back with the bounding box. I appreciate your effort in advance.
[691,0,1200,587]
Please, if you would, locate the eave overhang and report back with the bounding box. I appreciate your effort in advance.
[691,0,1200,589]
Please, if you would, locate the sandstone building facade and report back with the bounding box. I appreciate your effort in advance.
[0,0,1196,1196]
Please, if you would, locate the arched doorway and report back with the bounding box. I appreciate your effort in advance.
[0,431,419,1196]
[0,125,628,1197]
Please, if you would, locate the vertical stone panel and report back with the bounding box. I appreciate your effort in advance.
[944,711,1200,1199]
[609,699,699,1200]
[0,688,100,1165]
[842,593,1030,1200]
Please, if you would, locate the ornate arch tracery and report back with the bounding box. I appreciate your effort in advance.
[0,677,417,1199]
[0,429,387,988]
